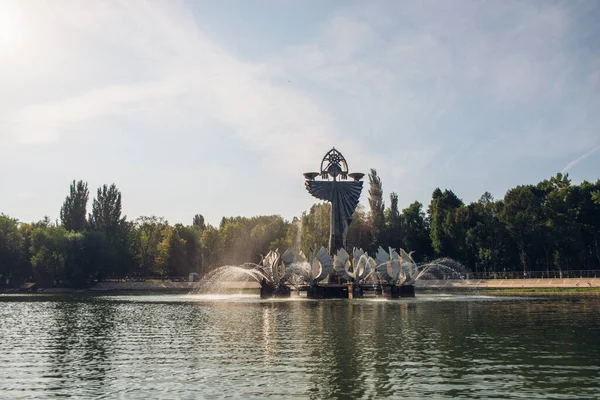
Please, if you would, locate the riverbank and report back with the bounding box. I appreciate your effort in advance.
[2,277,598,294]
[414,277,598,289]
[0,280,261,294]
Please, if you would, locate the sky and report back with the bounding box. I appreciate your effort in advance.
[0,0,599,226]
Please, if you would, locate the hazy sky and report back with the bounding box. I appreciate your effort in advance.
[1,0,599,226]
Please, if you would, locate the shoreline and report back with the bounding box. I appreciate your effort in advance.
[2,277,599,295]
[414,277,598,289]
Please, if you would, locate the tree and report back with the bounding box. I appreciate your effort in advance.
[0,215,27,285]
[300,203,331,256]
[214,215,289,265]
[155,224,175,277]
[385,192,402,250]
[88,184,125,239]
[80,231,113,283]
[592,190,600,206]
[193,214,206,232]
[536,174,577,272]
[281,217,302,253]
[200,225,224,270]
[134,216,168,276]
[368,169,385,250]
[87,183,132,276]
[464,193,516,273]
[428,188,464,258]
[171,224,202,276]
[346,204,371,251]
[500,185,545,273]
[29,225,69,285]
[578,181,600,268]
[60,180,89,232]
[219,217,252,265]
[400,202,432,261]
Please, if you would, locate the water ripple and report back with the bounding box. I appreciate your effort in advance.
[1,294,599,398]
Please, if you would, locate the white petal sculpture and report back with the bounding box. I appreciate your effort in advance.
[352,248,367,281]
[400,248,418,285]
[311,246,334,284]
[334,248,353,281]
[375,246,403,285]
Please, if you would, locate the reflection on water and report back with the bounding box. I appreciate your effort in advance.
[1,294,599,399]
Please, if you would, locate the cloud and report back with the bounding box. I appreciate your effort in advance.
[1,0,599,223]
[271,1,600,194]
[7,79,189,144]
[0,0,338,174]
[561,145,600,173]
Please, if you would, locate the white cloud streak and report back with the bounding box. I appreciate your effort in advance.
[561,145,600,174]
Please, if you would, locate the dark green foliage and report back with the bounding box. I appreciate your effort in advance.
[0,215,28,285]
[463,193,516,272]
[60,180,89,232]
[134,216,169,276]
[88,183,134,277]
[499,185,545,272]
[368,169,385,251]
[200,225,223,269]
[88,184,125,239]
[192,214,206,232]
[428,188,464,258]
[172,224,202,275]
[346,205,371,251]
[215,215,289,266]
[300,203,331,256]
[399,202,432,262]
[385,192,402,250]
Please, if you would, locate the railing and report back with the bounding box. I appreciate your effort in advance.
[101,276,193,283]
[459,270,600,280]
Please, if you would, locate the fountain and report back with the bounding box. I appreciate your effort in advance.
[301,147,417,298]
[201,148,467,299]
[257,250,292,298]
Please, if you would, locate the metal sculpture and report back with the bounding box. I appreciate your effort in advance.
[304,148,364,254]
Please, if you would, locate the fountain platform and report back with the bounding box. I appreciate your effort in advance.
[306,283,352,299]
[303,283,415,299]
[257,282,416,299]
[259,284,291,299]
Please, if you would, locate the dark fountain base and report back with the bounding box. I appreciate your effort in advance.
[307,284,364,299]
[260,283,415,299]
[260,284,291,299]
[384,285,415,298]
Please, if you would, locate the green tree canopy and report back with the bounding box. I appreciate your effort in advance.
[88,183,126,239]
[428,188,464,258]
[500,185,545,272]
[60,180,89,232]
[193,214,206,232]
[368,168,385,250]
[400,202,432,261]
[385,192,403,251]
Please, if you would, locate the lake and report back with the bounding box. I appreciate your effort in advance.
[1,293,599,399]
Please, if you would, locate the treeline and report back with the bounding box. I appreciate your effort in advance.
[0,181,291,288]
[1,172,600,287]
[299,171,600,274]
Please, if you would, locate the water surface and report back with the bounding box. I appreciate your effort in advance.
[1,293,599,399]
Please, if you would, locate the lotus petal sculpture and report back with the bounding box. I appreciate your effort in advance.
[333,248,353,281]
[310,247,334,285]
